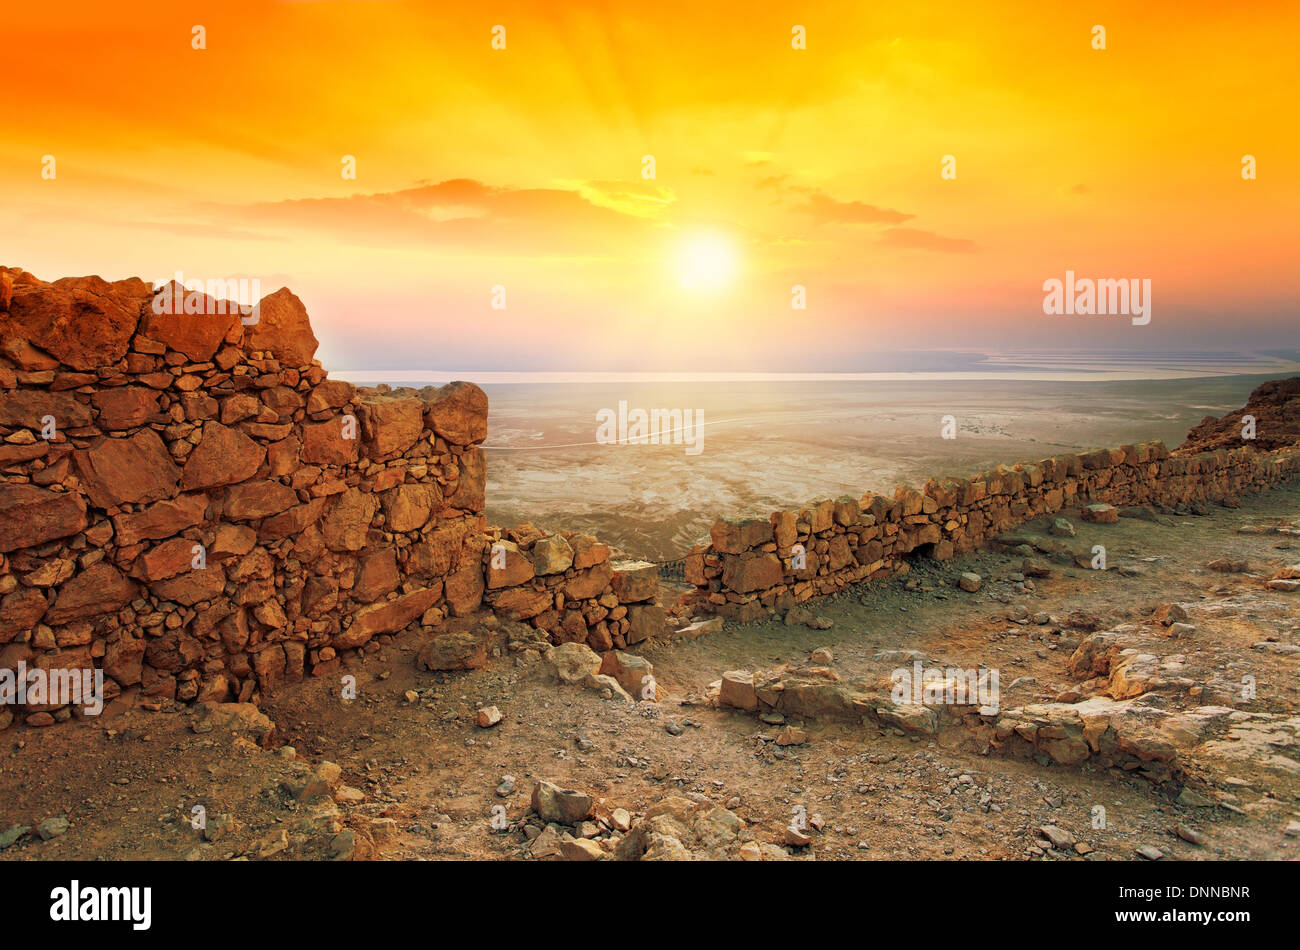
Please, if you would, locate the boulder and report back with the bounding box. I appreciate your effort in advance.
[599,651,654,700]
[301,419,360,465]
[74,429,180,508]
[721,553,783,594]
[91,386,160,430]
[491,586,553,620]
[445,447,485,512]
[359,396,424,458]
[113,493,209,545]
[611,560,658,603]
[4,274,147,369]
[181,422,265,490]
[719,670,758,711]
[564,561,613,600]
[1081,503,1119,524]
[486,540,534,589]
[139,286,242,360]
[149,564,226,606]
[544,642,602,685]
[570,534,611,569]
[710,518,774,554]
[223,480,297,521]
[322,488,379,551]
[532,535,574,575]
[46,563,137,625]
[0,588,48,641]
[132,537,202,581]
[625,603,665,645]
[380,483,439,533]
[334,587,440,650]
[444,560,485,617]
[531,780,593,825]
[422,381,488,446]
[0,389,93,429]
[416,622,501,671]
[242,287,318,366]
[353,548,399,603]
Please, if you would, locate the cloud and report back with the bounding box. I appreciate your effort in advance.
[879,227,977,253]
[802,191,914,225]
[219,178,663,254]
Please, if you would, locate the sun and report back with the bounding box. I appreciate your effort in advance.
[677,232,739,291]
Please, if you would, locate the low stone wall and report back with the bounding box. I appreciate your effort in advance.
[0,267,639,728]
[686,439,1300,620]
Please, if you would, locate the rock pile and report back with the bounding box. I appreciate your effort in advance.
[1179,376,1300,454]
[522,782,784,860]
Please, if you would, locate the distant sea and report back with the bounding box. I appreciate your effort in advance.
[335,349,1300,387]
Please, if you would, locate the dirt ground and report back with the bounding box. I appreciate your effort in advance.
[3,482,1298,862]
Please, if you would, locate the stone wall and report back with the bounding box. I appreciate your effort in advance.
[686,439,1300,620]
[0,267,640,729]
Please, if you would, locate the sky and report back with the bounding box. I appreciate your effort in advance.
[2,0,1297,373]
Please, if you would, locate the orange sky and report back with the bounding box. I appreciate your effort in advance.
[2,0,1296,372]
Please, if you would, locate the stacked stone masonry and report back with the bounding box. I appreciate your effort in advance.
[0,268,642,729]
[687,439,1300,620]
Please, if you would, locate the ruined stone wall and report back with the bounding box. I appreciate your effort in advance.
[687,438,1300,620]
[0,268,641,729]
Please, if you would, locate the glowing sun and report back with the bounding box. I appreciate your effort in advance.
[677,232,739,291]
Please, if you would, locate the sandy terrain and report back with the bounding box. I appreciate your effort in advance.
[482,375,1273,560]
[4,477,1296,862]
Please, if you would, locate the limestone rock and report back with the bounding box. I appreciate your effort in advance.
[611,560,658,603]
[544,642,602,685]
[532,535,574,575]
[531,780,593,825]
[599,650,654,700]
